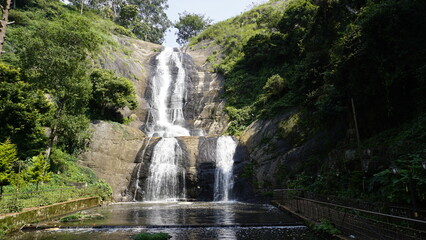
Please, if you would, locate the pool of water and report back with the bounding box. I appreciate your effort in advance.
[11,202,317,240]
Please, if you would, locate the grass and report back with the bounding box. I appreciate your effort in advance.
[0,181,111,214]
[0,149,112,214]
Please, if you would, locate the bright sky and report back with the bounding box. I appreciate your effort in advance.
[164,0,266,47]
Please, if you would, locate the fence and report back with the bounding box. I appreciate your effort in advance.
[301,191,426,220]
[273,190,426,240]
[0,186,90,214]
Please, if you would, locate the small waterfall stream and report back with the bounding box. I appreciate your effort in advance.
[214,136,237,201]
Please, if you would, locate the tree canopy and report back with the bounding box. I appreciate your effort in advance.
[0,62,50,158]
[75,0,172,43]
[174,12,212,46]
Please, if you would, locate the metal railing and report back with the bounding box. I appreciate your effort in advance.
[273,189,426,240]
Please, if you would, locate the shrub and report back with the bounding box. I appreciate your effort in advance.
[59,213,83,222]
[263,74,287,99]
[133,232,171,240]
[313,218,341,236]
[5,198,24,213]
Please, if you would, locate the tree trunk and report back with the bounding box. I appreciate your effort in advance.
[45,102,64,162]
[0,0,12,55]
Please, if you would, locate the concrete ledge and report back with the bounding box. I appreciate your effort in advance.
[0,197,100,232]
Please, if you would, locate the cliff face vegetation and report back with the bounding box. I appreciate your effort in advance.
[190,0,426,205]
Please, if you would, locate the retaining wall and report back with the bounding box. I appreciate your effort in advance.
[0,197,100,232]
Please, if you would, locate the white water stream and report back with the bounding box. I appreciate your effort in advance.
[145,47,189,138]
[214,136,237,201]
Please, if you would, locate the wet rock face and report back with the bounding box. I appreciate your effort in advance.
[239,111,345,189]
[124,136,218,201]
[195,137,218,200]
[181,52,228,135]
[125,137,159,201]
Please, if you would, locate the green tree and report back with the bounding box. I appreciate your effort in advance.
[277,0,318,35]
[26,154,51,190]
[115,4,139,28]
[115,4,151,39]
[0,139,19,198]
[174,12,212,46]
[0,62,50,158]
[89,69,137,118]
[17,14,101,158]
[56,114,91,154]
[126,0,172,43]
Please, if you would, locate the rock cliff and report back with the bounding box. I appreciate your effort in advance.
[239,111,344,189]
[95,36,160,128]
[78,121,145,200]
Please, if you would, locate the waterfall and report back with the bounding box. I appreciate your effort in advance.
[214,136,237,201]
[145,138,186,201]
[132,47,240,202]
[145,47,189,138]
[143,47,189,201]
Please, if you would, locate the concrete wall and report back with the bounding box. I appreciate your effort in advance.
[0,197,100,232]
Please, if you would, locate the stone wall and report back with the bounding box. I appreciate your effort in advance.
[0,197,99,232]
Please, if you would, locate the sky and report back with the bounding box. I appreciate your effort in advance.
[164,0,266,47]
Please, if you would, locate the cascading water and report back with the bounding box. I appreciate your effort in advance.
[143,47,190,201]
[214,136,237,201]
[145,138,186,201]
[145,47,189,138]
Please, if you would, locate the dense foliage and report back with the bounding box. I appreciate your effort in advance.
[0,140,18,196]
[90,69,138,119]
[0,0,137,202]
[192,0,426,205]
[0,63,50,158]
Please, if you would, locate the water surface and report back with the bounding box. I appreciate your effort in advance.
[12,202,316,240]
